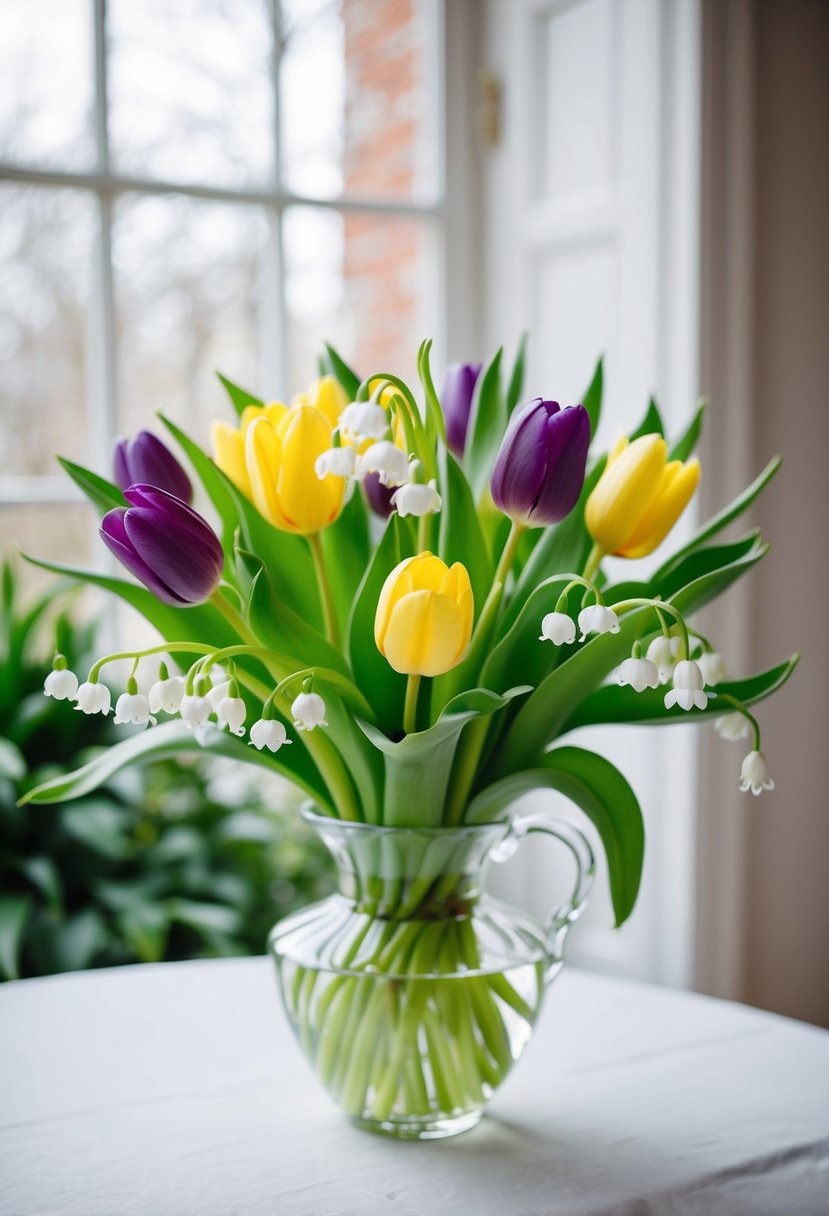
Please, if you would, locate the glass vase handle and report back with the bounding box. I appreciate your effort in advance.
[492,813,595,983]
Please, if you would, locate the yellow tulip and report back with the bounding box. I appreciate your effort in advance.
[292,375,348,427]
[245,405,346,535]
[210,401,288,499]
[374,553,474,677]
[585,433,700,558]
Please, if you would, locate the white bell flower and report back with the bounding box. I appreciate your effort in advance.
[315,446,356,480]
[664,659,708,711]
[216,695,247,736]
[43,667,79,701]
[354,441,409,487]
[180,693,213,728]
[250,719,291,753]
[207,680,230,711]
[75,681,111,716]
[578,604,620,640]
[616,656,660,693]
[698,650,729,685]
[148,675,185,714]
[646,635,683,683]
[292,691,327,732]
[715,711,751,742]
[114,691,155,728]
[391,478,442,518]
[539,611,576,645]
[339,401,389,443]
[739,750,775,796]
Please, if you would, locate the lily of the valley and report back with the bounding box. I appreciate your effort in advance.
[215,677,246,736]
[578,604,620,641]
[250,719,291,752]
[114,679,154,728]
[539,612,576,645]
[617,656,660,693]
[664,659,708,711]
[391,476,442,518]
[739,750,774,796]
[148,665,185,714]
[646,634,683,683]
[315,445,357,480]
[292,692,327,732]
[698,650,729,685]
[76,681,111,715]
[180,691,213,728]
[716,712,751,741]
[43,656,78,701]
[339,401,389,444]
[354,441,409,488]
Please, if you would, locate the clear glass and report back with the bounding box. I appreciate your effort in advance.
[107,0,274,186]
[270,810,593,1139]
[112,192,268,443]
[279,0,440,202]
[0,185,96,476]
[283,205,432,391]
[0,0,95,170]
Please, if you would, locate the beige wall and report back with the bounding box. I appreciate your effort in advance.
[698,0,829,1026]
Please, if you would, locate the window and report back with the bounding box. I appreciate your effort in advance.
[0,0,444,579]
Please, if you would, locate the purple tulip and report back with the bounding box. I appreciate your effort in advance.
[491,398,591,527]
[442,362,483,457]
[113,431,192,503]
[100,485,223,606]
[362,471,395,519]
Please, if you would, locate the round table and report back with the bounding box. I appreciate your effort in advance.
[1,957,828,1215]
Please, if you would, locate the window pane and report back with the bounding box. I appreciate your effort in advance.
[0,0,95,169]
[108,0,274,186]
[113,193,268,446]
[283,205,432,391]
[279,0,439,202]
[0,186,95,476]
[0,504,94,597]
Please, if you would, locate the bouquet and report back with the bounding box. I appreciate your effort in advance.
[24,339,797,1136]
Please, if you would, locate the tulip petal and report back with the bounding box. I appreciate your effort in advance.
[490,398,552,521]
[119,431,192,502]
[530,405,591,525]
[585,433,668,553]
[123,509,222,603]
[211,420,251,497]
[100,509,189,606]
[383,589,469,676]
[245,417,292,530]
[616,458,700,558]
[123,486,224,567]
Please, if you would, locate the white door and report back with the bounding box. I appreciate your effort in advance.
[480,0,702,986]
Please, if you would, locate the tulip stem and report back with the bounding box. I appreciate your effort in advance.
[403,674,421,735]
[494,521,525,589]
[308,532,341,650]
[210,589,259,646]
[583,542,604,582]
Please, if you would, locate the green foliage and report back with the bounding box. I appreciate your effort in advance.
[0,562,333,981]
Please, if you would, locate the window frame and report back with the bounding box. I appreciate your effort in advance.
[0,0,449,512]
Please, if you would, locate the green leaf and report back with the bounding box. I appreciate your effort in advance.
[323,343,361,400]
[0,895,32,980]
[565,655,799,731]
[34,908,109,973]
[465,347,505,501]
[0,737,25,781]
[357,687,522,826]
[482,574,572,692]
[629,396,664,440]
[168,898,242,937]
[57,457,125,515]
[652,532,762,601]
[418,338,448,448]
[217,372,264,417]
[495,533,771,774]
[19,720,330,810]
[347,515,411,735]
[655,456,781,578]
[62,800,133,859]
[467,747,644,927]
[670,398,707,461]
[438,447,493,615]
[249,566,348,678]
[582,356,604,436]
[320,488,371,639]
[117,901,169,963]
[506,332,527,415]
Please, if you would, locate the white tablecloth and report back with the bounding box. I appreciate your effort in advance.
[1,957,828,1216]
